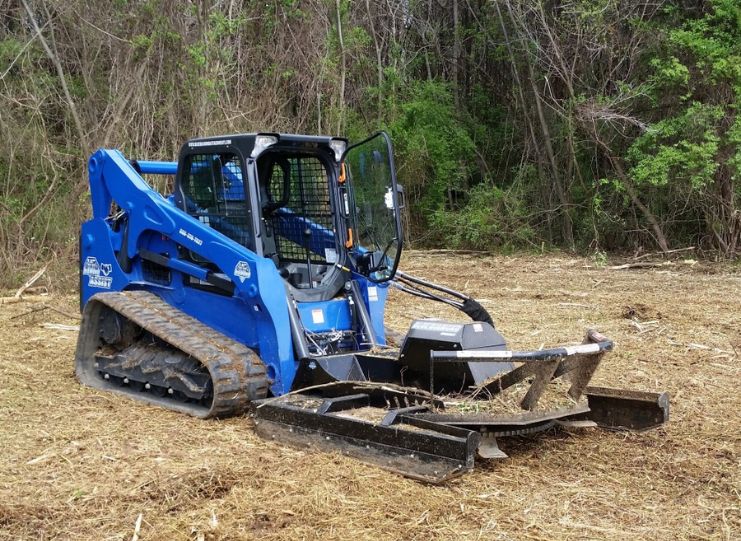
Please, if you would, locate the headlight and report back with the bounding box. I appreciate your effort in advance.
[251,134,279,157]
[329,138,347,162]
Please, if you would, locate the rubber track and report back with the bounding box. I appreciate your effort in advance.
[75,290,268,418]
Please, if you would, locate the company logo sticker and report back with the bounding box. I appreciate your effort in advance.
[234,261,251,282]
[83,256,112,289]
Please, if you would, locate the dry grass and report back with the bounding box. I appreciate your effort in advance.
[0,252,739,540]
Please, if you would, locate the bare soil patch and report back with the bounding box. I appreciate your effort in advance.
[1,252,738,540]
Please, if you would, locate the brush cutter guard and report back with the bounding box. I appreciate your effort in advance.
[252,385,480,483]
[251,330,669,483]
[424,329,668,433]
[430,329,612,411]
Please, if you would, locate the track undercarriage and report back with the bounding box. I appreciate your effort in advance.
[75,290,268,418]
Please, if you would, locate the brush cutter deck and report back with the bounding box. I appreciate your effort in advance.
[252,330,670,482]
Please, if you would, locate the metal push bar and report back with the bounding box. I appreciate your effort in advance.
[252,384,480,483]
[429,330,612,410]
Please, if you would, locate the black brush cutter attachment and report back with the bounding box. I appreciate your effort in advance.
[252,330,669,483]
[253,385,479,483]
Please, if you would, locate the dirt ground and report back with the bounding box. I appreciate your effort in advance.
[1,252,739,540]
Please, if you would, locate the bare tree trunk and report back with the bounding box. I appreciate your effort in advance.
[528,70,574,249]
[335,0,346,134]
[366,0,384,123]
[712,162,739,257]
[503,1,574,250]
[452,0,460,107]
[494,1,550,242]
[21,0,87,156]
[610,157,670,253]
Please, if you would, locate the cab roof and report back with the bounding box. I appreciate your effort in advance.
[185,133,347,150]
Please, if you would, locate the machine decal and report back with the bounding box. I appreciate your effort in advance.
[82,256,99,276]
[411,320,463,334]
[234,261,251,282]
[188,139,232,148]
[82,256,113,289]
[311,309,325,324]
[368,286,378,302]
[384,187,394,209]
[178,228,203,246]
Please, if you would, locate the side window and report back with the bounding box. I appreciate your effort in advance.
[181,153,254,250]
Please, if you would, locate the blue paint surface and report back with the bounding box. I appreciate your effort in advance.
[80,148,390,395]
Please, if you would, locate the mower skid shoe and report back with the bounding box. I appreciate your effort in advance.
[252,397,480,483]
[573,386,670,431]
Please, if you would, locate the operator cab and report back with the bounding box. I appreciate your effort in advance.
[174,132,403,300]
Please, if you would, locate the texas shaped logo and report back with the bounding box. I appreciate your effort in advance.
[234,261,251,283]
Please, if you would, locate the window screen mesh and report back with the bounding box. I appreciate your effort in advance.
[265,156,335,264]
[182,153,253,249]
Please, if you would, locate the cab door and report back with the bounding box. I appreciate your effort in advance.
[342,131,403,282]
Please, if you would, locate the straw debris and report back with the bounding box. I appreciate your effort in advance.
[0,252,738,540]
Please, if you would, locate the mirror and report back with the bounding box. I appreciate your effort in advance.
[342,131,403,282]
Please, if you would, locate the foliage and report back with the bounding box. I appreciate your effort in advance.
[620,0,741,251]
[628,103,723,190]
[0,0,739,289]
[388,81,475,212]
[430,183,534,250]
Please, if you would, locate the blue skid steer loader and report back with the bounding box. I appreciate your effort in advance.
[75,132,669,482]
